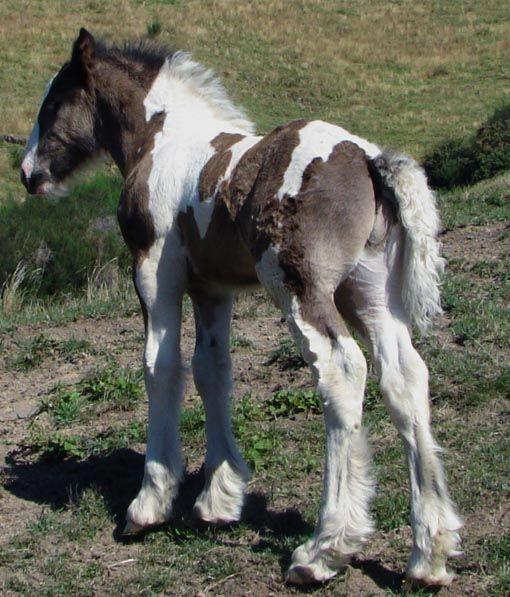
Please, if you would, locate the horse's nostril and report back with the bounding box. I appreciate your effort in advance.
[25,170,48,194]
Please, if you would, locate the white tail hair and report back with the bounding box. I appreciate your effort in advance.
[372,151,445,333]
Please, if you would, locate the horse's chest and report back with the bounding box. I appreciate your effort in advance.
[117,181,155,263]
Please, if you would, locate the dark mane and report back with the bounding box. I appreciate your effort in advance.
[95,37,175,72]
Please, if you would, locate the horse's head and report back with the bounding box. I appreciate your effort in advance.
[21,28,101,197]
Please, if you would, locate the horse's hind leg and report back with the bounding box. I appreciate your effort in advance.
[191,290,251,524]
[257,251,375,585]
[337,246,462,585]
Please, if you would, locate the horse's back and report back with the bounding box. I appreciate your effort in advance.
[178,119,385,292]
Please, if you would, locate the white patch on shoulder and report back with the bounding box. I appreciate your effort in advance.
[277,120,381,200]
[192,135,261,239]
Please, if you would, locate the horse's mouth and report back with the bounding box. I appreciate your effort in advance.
[34,180,70,198]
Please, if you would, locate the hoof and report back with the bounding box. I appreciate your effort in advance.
[122,519,160,536]
[406,570,456,588]
[286,563,337,585]
[192,503,239,526]
[122,520,146,536]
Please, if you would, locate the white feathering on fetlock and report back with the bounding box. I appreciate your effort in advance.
[193,459,251,524]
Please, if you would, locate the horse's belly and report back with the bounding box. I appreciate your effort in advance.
[177,204,258,290]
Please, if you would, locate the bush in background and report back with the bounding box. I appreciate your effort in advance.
[424,103,510,188]
[0,170,129,301]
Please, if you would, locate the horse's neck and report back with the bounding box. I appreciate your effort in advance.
[149,77,248,149]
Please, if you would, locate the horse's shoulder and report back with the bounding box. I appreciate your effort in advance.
[118,156,155,261]
[198,132,247,202]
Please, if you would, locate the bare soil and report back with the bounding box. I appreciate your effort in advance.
[0,224,508,595]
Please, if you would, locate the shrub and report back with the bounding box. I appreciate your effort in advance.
[424,103,510,188]
[0,170,130,299]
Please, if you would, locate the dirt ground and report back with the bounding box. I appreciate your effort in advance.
[0,223,508,596]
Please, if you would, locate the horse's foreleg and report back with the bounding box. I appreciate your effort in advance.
[191,291,250,524]
[125,240,186,533]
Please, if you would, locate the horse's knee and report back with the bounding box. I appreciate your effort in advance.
[192,340,231,394]
[318,337,367,430]
[144,347,182,388]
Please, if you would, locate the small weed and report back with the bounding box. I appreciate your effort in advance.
[230,334,253,349]
[234,393,264,423]
[239,426,284,471]
[147,18,162,38]
[10,334,58,370]
[24,420,147,462]
[42,363,143,425]
[43,389,85,425]
[10,334,93,370]
[87,421,146,454]
[58,337,93,361]
[264,389,321,418]
[265,338,305,370]
[80,363,143,410]
[181,403,206,435]
[24,429,86,462]
[232,393,284,471]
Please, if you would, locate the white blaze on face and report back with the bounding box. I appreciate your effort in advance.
[21,120,40,180]
[21,75,56,180]
[277,120,381,201]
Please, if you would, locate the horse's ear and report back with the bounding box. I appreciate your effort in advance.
[72,28,96,72]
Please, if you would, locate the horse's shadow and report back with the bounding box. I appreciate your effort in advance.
[3,449,406,593]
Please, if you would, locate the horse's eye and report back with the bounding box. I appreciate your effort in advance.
[46,101,61,113]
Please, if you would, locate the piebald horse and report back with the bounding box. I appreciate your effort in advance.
[21,29,462,586]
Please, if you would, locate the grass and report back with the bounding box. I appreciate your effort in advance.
[265,338,306,371]
[0,1,509,595]
[40,362,144,426]
[439,171,510,228]
[9,334,94,370]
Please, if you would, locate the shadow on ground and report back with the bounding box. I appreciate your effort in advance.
[3,448,410,593]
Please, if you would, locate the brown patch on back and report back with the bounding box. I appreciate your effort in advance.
[210,132,245,152]
[179,121,307,289]
[199,133,245,201]
[225,119,307,251]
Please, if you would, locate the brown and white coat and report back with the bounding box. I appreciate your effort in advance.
[21,30,462,587]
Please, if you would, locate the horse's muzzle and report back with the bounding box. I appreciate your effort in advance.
[21,169,50,195]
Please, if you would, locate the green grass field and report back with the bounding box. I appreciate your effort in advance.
[0,1,509,595]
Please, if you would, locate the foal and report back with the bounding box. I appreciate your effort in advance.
[21,29,462,586]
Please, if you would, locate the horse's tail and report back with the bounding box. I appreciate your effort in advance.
[371,150,445,333]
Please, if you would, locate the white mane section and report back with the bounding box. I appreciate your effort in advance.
[144,51,255,135]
